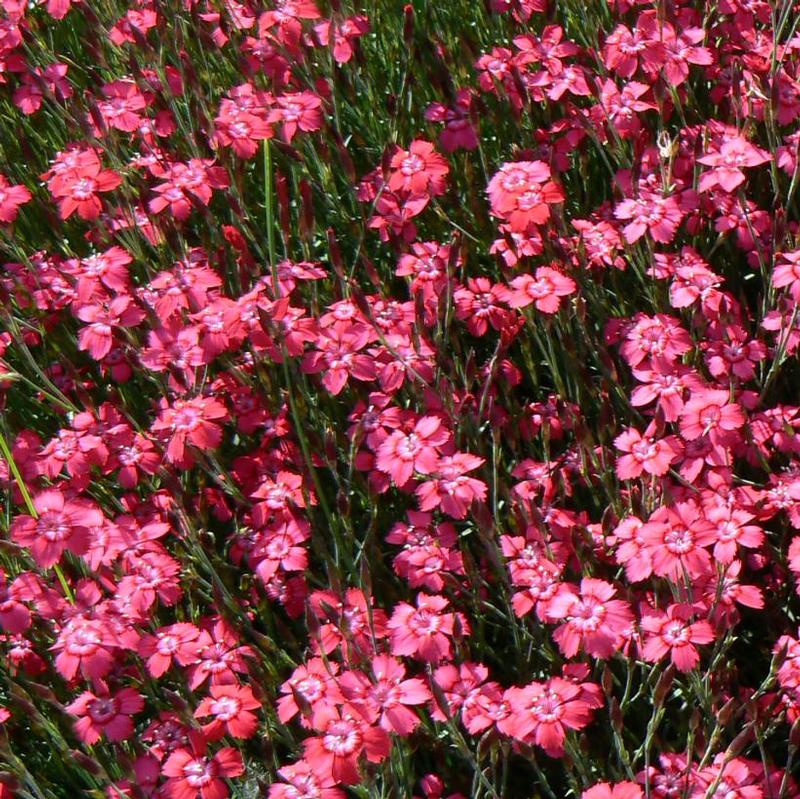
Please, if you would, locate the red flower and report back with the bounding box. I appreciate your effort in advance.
[11,490,102,568]
[268,760,346,799]
[162,740,244,799]
[504,266,576,314]
[75,296,145,360]
[388,593,466,663]
[638,501,716,581]
[277,658,343,728]
[47,148,122,220]
[53,617,119,681]
[641,604,715,672]
[772,250,800,302]
[614,423,682,479]
[152,396,228,464]
[138,622,202,678]
[698,135,771,193]
[500,676,597,756]
[582,782,643,799]
[388,140,450,196]
[270,92,323,142]
[194,684,261,740]
[415,453,488,519]
[679,388,745,443]
[0,174,31,222]
[546,578,634,659]
[149,160,230,220]
[614,190,692,244]
[376,416,450,486]
[301,322,376,396]
[487,161,564,232]
[66,688,143,745]
[302,709,390,785]
[95,79,147,132]
[339,654,431,736]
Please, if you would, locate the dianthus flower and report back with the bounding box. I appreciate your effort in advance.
[387,139,450,196]
[269,91,323,142]
[138,622,202,678]
[66,688,143,745]
[375,416,450,487]
[679,388,745,443]
[487,161,564,232]
[614,423,682,479]
[302,709,390,785]
[582,782,643,799]
[268,759,346,799]
[194,684,261,740]
[638,501,716,581]
[546,578,634,658]
[503,266,577,313]
[388,593,465,663]
[162,739,244,799]
[415,453,488,519]
[339,654,431,735]
[148,159,230,220]
[47,148,122,220]
[500,676,597,756]
[152,396,228,464]
[0,174,31,222]
[640,604,715,672]
[697,135,771,193]
[11,489,102,568]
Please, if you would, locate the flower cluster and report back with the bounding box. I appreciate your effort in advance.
[1,0,800,797]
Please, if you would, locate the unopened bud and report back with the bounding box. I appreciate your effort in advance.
[70,750,103,776]
[654,665,676,707]
[403,4,414,43]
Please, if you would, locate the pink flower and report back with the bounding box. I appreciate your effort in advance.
[48,150,122,220]
[0,174,31,222]
[277,658,344,729]
[614,190,692,244]
[500,676,597,756]
[614,424,682,479]
[148,160,230,220]
[75,296,145,360]
[582,782,643,799]
[11,490,102,568]
[387,139,450,197]
[388,593,465,663]
[194,684,261,740]
[339,654,432,735]
[504,266,577,313]
[415,453,488,519]
[698,136,771,193]
[546,578,634,658]
[162,741,244,799]
[138,623,202,678]
[53,617,119,681]
[376,416,450,486]
[641,604,715,672]
[66,688,144,745]
[638,501,716,581]
[773,250,800,302]
[302,710,390,785]
[270,92,323,142]
[679,389,745,443]
[268,760,346,799]
[619,313,693,369]
[705,504,764,564]
[151,396,228,464]
[487,161,564,232]
[301,322,376,396]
